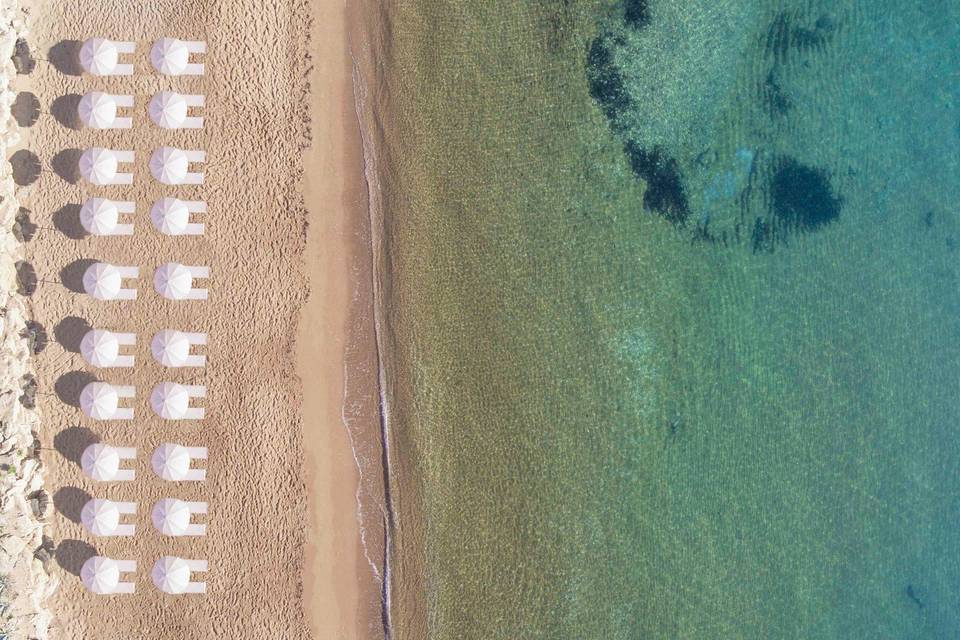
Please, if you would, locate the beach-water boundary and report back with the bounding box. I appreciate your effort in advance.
[346,3,401,636]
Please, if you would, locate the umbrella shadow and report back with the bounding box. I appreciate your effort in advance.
[19,374,37,409]
[49,40,83,76]
[55,539,97,576]
[15,260,37,296]
[10,149,41,186]
[14,207,37,242]
[53,487,91,524]
[54,370,97,407]
[21,320,48,354]
[51,148,82,184]
[51,94,82,130]
[60,258,96,293]
[54,316,91,352]
[13,38,36,75]
[53,203,87,239]
[54,426,101,465]
[12,92,40,127]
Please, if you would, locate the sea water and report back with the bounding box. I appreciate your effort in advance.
[369,1,960,637]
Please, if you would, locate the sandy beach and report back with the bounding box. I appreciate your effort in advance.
[7,0,382,637]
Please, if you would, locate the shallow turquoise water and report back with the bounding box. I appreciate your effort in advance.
[376,1,960,637]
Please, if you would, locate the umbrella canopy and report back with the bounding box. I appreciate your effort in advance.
[150,382,190,419]
[150,198,190,235]
[148,91,188,128]
[81,556,120,593]
[152,556,191,594]
[78,91,118,127]
[150,38,190,75]
[79,148,118,184]
[149,147,189,184]
[80,329,120,367]
[80,198,119,235]
[151,330,191,366]
[83,262,122,299]
[154,263,193,299]
[81,443,119,481]
[81,498,121,536]
[80,38,118,75]
[152,499,192,536]
[80,382,119,419]
[151,443,191,480]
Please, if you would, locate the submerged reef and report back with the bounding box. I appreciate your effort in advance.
[585,1,844,252]
[623,142,689,225]
[586,32,631,127]
[771,158,842,231]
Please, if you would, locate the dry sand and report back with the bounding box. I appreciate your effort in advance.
[11,0,383,637]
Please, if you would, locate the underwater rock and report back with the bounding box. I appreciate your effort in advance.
[905,584,925,609]
[586,32,631,127]
[771,157,842,231]
[623,0,651,29]
[623,141,690,225]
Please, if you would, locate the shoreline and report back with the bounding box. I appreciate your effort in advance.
[348,4,432,636]
[299,0,385,637]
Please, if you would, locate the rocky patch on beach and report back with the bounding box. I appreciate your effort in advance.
[0,6,55,639]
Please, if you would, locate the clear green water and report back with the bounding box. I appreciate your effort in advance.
[373,1,960,637]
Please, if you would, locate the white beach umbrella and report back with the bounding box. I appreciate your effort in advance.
[81,556,120,594]
[81,498,121,536]
[79,198,119,235]
[149,91,188,128]
[154,263,193,299]
[150,382,190,419]
[83,263,122,299]
[78,91,118,128]
[80,38,118,76]
[80,329,120,367]
[152,556,190,594]
[80,382,119,420]
[152,443,190,480]
[151,330,190,366]
[152,499,191,536]
[150,198,190,235]
[149,147,189,184]
[79,148,118,185]
[150,38,190,75]
[81,443,119,481]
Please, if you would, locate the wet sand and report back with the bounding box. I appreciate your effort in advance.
[12,0,382,637]
[300,0,386,637]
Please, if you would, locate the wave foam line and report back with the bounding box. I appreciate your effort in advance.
[350,39,395,640]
